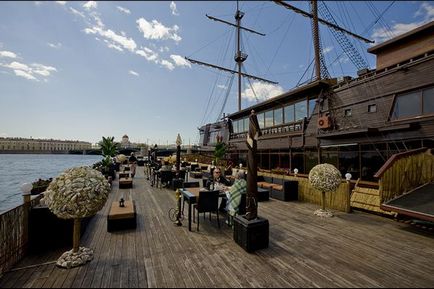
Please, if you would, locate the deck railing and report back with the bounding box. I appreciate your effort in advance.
[374,148,434,203]
[0,194,44,276]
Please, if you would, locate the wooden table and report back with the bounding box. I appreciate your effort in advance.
[119,172,130,179]
[107,200,136,232]
[119,177,133,188]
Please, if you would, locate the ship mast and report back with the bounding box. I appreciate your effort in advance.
[186,1,277,112]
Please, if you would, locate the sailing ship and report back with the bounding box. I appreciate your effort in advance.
[187,2,434,219]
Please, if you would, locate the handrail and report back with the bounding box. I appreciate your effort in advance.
[374,147,429,178]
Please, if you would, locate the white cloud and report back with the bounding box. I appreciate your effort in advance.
[136,47,159,62]
[32,63,57,77]
[47,42,62,49]
[160,59,175,71]
[106,42,123,52]
[117,6,131,15]
[170,54,190,68]
[85,26,137,52]
[241,82,284,102]
[170,1,179,16]
[0,61,57,81]
[14,70,37,80]
[0,50,17,58]
[372,2,434,43]
[136,18,182,43]
[129,70,139,76]
[5,61,31,72]
[322,46,333,55]
[69,7,85,18]
[83,1,97,11]
[159,46,170,52]
[55,1,67,5]
[34,1,42,6]
[415,2,434,20]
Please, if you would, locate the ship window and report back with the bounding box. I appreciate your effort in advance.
[243,117,249,132]
[284,104,294,123]
[238,119,244,133]
[274,108,283,125]
[295,100,307,121]
[257,112,265,129]
[423,87,434,114]
[308,98,317,117]
[233,120,239,134]
[392,91,421,119]
[344,109,352,117]
[265,110,274,127]
[368,104,377,113]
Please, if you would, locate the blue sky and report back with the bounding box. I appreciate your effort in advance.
[0,1,433,146]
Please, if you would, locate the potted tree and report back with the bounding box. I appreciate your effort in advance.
[41,166,110,268]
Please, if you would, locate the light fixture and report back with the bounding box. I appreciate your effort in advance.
[21,182,32,195]
[239,163,242,169]
[345,173,352,181]
[293,168,299,176]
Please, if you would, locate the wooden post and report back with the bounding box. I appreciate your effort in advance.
[321,191,326,211]
[22,193,31,254]
[73,218,81,253]
[345,181,352,213]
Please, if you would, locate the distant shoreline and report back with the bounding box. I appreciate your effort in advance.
[0,150,102,155]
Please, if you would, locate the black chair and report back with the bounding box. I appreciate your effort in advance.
[159,171,174,188]
[193,190,220,231]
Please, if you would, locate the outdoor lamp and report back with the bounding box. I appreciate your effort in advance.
[21,182,32,195]
[293,168,299,176]
[119,197,125,207]
[239,163,242,169]
[345,173,352,181]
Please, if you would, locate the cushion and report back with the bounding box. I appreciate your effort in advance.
[271,184,283,191]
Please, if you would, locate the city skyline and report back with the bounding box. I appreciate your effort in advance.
[0,1,433,145]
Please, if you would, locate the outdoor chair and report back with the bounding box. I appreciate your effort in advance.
[159,171,174,188]
[227,193,246,227]
[193,190,220,231]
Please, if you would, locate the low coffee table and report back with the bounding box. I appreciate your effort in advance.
[119,172,130,179]
[107,200,136,232]
[119,177,133,188]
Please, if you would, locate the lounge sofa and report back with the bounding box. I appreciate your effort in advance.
[257,175,298,202]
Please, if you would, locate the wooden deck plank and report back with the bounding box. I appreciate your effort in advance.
[1,167,434,288]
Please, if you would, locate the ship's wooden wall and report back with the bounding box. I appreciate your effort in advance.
[375,33,434,70]
[307,55,434,147]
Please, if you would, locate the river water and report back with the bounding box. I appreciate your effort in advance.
[0,154,102,213]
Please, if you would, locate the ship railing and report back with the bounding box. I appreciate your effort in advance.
[0,193,44,277]
[374,147,434,203]
[230,120,304,140]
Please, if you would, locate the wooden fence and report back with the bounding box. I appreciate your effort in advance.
[0,194,43,277]
[374,148,434,203]
[258,171,351,212]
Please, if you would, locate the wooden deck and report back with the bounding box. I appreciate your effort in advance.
[1,168,434,288]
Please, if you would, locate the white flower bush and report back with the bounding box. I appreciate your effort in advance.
[309,163,342,193]
[42,166,110,219]
[116,154,126,163]
[41,166,110,269]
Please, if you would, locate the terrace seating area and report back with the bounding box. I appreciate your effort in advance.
[1,167,434,288]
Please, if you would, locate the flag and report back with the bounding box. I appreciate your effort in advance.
[246,111,262,149]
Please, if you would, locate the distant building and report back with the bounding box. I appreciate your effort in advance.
[121,134,132,149]
[0,137,91,152]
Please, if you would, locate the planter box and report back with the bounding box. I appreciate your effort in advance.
[233,215,269,253]
[29,205,91,253]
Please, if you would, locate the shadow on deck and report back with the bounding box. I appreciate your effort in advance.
[1,169,434,288]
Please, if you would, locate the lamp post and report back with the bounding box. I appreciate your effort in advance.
[175,134,183,226]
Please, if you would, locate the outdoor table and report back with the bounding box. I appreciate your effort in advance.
[107,200,136,232]
[119,171,130,179]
